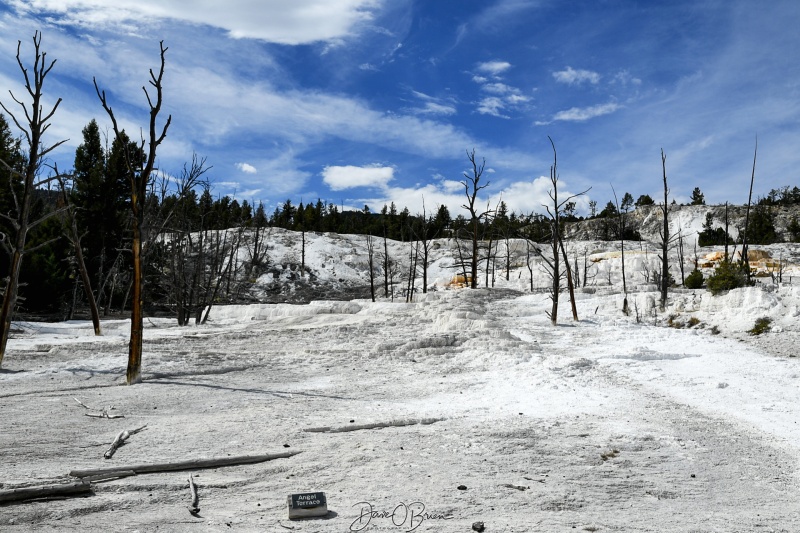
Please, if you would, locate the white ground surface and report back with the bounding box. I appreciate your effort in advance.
[2,281,800,532]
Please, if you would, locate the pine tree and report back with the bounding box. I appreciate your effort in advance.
[690,187,705,205]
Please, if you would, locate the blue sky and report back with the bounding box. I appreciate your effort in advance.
[1,0,799,217]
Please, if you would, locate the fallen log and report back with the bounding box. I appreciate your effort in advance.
[69,450,301,479]
[304,417,444,433]
[81,470,137,483]
[0,481,92,503]
[104,425,148,459]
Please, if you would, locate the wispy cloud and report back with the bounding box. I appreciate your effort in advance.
[552,102,621,122]
[611,70,642,86]
[552,66,601,85]
[6,0,380,45]
[406,90,457,116]
[322,164,394,190]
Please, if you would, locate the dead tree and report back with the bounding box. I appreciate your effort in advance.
[677,230,686,286]
[366,233,376,302]
[381,215,391,297]
[0,33,68,367]
[658,149,670,311]
[461,149,491,289]
[57,176,102,335]
[413,200,438,294]
[543,137,588,325]
[95,41,171,385]
[741,138,758,282]
[483,201,500,288]
[611,185,629,314]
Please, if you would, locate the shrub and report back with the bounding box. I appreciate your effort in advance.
[748,317,772,335]
[706,260,748,295]
[684,269,704,289]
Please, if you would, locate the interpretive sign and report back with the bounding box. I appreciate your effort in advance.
[287,491,328,519]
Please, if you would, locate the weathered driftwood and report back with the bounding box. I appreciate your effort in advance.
[0,481,91,503]
[81,470,137,483]
[104,425,148,459]
[74,397,124,419]
[304,417,444,433]
[70,450,301,479]
[188,474,200,515]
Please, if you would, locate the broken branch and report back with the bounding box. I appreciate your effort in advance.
[188,474,200,515]
[104,424,147,459]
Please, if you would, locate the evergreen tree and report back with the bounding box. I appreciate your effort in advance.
[690,187,705,205]
[698,213,732,246]
[433,204,451,235]
[0,114,25,276]
[599,201,618,218]
[635,194,654,207]
[621,192,634,211]
[787,216,800,242]
[72,119,128,292]
[745,204,778,244]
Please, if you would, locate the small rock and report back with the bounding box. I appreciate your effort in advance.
[283,444,290,448]
[472,521,485,532]
[457,485,467,491]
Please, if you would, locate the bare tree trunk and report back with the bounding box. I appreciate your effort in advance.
[724,202,730,261]
[526,241,535,292]
[742,138,757,282]
[542,137,590,325]
[612,185,628,315]
[301,226,306,276]
[382,228,390,297]
[366,234,375,302]
[462,150,490,289]
[677,231,686,286]
[659,149,670,311]
[0,33,67,367]
[128,218,144,384]
[558,237,578,321]
[95,41,172,385]
[59,182,102,335]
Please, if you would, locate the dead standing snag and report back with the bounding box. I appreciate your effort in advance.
[0,32,68,367]
[94,41,171,385]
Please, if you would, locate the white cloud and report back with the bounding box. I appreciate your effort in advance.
[322,164,394,190]
[353,174,588,219]
[8,0,380,45]
[489,176,591,215]
[236,162,257,174]
[476,97,509,118]
[552,66,601,85]
[553,102,621,122]
[476,60,512,76]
